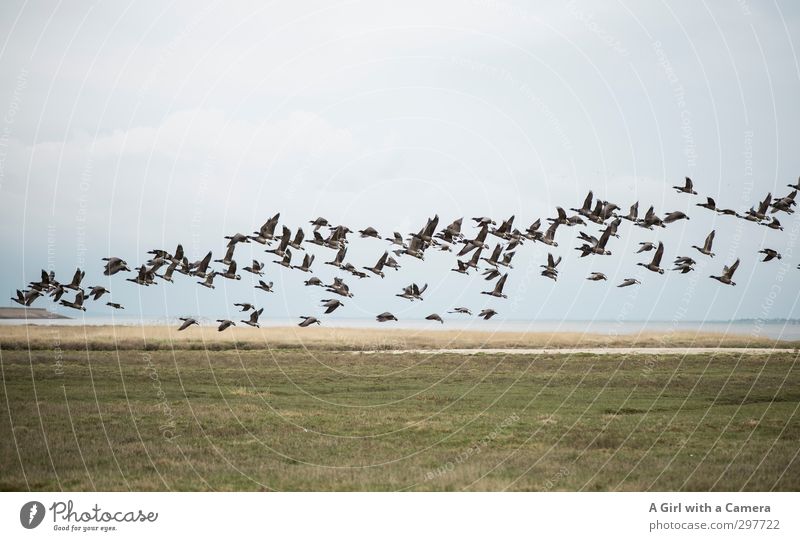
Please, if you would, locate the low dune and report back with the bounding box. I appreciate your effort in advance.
[0,324,796,351]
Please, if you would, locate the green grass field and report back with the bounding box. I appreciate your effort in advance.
[2,348,798,491]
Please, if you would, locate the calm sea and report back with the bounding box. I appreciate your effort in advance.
[1,316,798,340]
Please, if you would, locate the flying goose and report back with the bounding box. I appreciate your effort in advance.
[325,245,347,268]
[102,257,130,276]
[472,216,495,227]
[673,176,697,195]
[86,286,110,301]
[266,226,291,257]
[692,230,715,257]
[696,197,717,211]
[363,252,389,278]
[274,249,293,269]
[158,259,179,282]
[216,319,236,332]
[219,260,241,280]
[325,277,353,298]
[587,272,607,281]
[717,207,740,218]
[637,241,665,274]
[396,283,427,301]
[481,273,508,298]
[342,262,368,279]
[384,231,407,247]
[307,231,327,247]
[663,211,690,224]
[763,217,784,231]
[538,221,559,247]
[358,226,380,239]
[617,278,641,287]
[11,289,41,306]
[478,308,498,320]
[745,193,772,222]
[672,256,696,273]
[571,191,594,218]
[621,202,639,222]
[425,313,444,324]
[451,259,470,275]
[287,228,306,250]
[448,307,472,315]
[637,242,655,253]
[384,256,401,270]
[458,225,489,255]
[309,216,328,231]
[758,249,782,262]
[241,308,264,328]
[214,245,236,266]
[710,259,740,286]
[293,253,315,273]
[481,244,503,267]
[320,299,344,314]
[490,215,515,240]
[59,291,86,312]
[65,268,85,291]
[255,280,274,293]
[190,251,213,278]
[198,271,217,289]
[177,317,199,331]
[106,302,124,309]
[304,277,323,287]
[376,312,397,322]
[483,267,501,281]
[127,265,155,286]
[524,219,542,241]
[497,250,516,269]
[243,260,265,276]
[639,206,665,229]
[770,190,797,214]
[234,303,256,312]
[298,316,321,327]
[225,233,251,247]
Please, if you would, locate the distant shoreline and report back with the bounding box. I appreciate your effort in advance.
[0,306,70,320]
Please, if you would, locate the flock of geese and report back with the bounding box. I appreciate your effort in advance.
[11,177,799,331]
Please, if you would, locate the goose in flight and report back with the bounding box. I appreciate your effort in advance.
[219,260,241,280]
[663,211,690,224]
[309,216,328,231]
[384,231,407,247]
[472,216,495,227]
[304,276,323,287]
[287,228,306,250]
[490,215,515,240]
[234,303,256,312]
[225,233,250,247]
[478,308,498,320]
[241,308,264,328]
[637,242,655,253]
[86,286,110,301]
[758,249,782,262]
[190,251,213,278]
[458,225,490,256]
[639,206,665,229]
[102,257,130,276]
[571,191,594,218]
[451,259,470,275]
[158,259,179,282]
[11,289,41,306]
[710,259,740,286]
[448,307,472,315]
[637,241,665,274]
[64,268,85,291]
[293,253,315,273]
[177,317,199,331]
[106,302,124,309]
[197,271,217,289]
[376,312,398,322]
[266,226,292,257]
[497,250,516,269]
[251,213,281,244]
[325,277,353,298]
[425,313,444,324]
[214,244,236,266]
[396,283,428,301]
[243,260,264,276]
[587,272,607,281]
[672,256,696,274]
[673,176,697,195]
[307,231,327,247]
[621,201,639,222]
[617,278,641,288]
[320,299,344,314]
[481,244,502,267]
[538,222,559,247]
[696,197,717,211]
[483,267,501,281]
[716,207,740,218]
[127,265,155,286]
[342,262,368,279]
[482,273,508,298]
[384,256,401,271]
[763,217,784,231]
[298,316,321,327]
[274,249,293,269]
[216,319,235,332]
[255,280,274,293]
[325,245,347,269]
[745,193,771,222]
[692,230,715,257]
[770,190,797,214]
[363,252,389,278]
[358,226,380,239]
[524,219,542,241]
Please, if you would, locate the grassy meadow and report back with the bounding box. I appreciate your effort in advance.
[1,341,798,491]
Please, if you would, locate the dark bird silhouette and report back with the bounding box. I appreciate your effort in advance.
[710,259,740,286]
[637,241,665,274]
[216,319,235,332]
[177,317,198,331]
[241,308,264,328]
[298,316,321,327]
[673,176,697,195]
[692,230,715,257]
[376,312,397,322]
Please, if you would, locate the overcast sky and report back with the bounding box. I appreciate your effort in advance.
[1,0,799,324]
